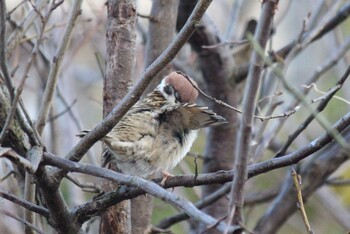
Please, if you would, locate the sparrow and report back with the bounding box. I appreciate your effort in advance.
[79,71,227,184]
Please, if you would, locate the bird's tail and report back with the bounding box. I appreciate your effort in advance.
[76,130,90,138]
[180,104,228,130]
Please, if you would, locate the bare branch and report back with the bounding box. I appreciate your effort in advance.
[254,139,350,233]
[65,174,100,193]
[0,189,49,217]
[326,177,350,186]
[35,0,83,134]
[234,2,350,82]
[42,153,240,233]
[291,168,313,234]
[0,147,34,173]
[157,183,231,229]
[53,0,214,185]
[275,65,350,157]
[0,0,15,100]
[228,0,279,227]
[0,209,44,234]
[42,110,350,226]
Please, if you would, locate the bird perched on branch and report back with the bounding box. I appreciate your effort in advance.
[78,71,227,184]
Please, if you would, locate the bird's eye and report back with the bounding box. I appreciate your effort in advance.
[174,91,182,102]
[163,85,173,95]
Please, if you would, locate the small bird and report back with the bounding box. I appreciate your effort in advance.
[79,71,227,184]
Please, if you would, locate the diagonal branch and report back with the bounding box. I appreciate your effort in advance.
[51,0,214,187]
[234,2,350,82]
[276,65,350,157]
[42,110,350,226]
[35,0,83,135]
[0,209,44,234]
[0,189,49,217]
[42,153,240,233]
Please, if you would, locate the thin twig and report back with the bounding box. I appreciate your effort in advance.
[0,147,34,173]
[157,183,231,229]
[181,71,305,121]
[137,12,158,22]
[28,0,44,22]
[194,154,199,182]
[303,83,350,105]
[94,52,105,79]
[35,0,83,135]
[6,0,27,17]
[224,0,244,40]
[275,65,350,157]
[291,168,313,234]
[326,177,350,186]
[264,35,350,159]
[201,39,249,49]
[0,209,44,234]
[65,174,100,193]
[0,170,14,182]
[47,99,77,122]
[200,215,228,234]
[0,0,55,144]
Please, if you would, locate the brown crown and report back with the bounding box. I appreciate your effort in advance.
[164,72,198,103]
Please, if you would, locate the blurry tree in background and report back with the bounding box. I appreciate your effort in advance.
[1,0,350,233]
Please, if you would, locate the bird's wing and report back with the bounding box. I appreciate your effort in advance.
[165,103,228,130]
[103,108,158,161]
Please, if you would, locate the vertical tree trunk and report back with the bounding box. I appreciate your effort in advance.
[130,1,180,233]
[100,0,137,233]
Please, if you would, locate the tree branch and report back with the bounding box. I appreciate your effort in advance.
[35,0,83,134]
[276,65,350,157]
[40,109,350,227]
[234,2,350,82]
[228,0,278,227]
[254,134,350,233]
[0,189,49,217]
[42,153,240,233]
[51,0,214,188]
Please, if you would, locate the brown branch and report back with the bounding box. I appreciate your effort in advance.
[228,0,279,227]
[40,109,350,226]
[51,0,214,187]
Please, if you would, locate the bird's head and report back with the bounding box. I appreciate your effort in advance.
[157,72,198,105]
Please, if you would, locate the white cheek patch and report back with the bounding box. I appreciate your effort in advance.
[156,82,177,105]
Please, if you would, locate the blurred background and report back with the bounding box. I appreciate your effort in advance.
[1,0,350,233]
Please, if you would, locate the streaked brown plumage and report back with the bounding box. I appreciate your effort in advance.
[79,72,227,182]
